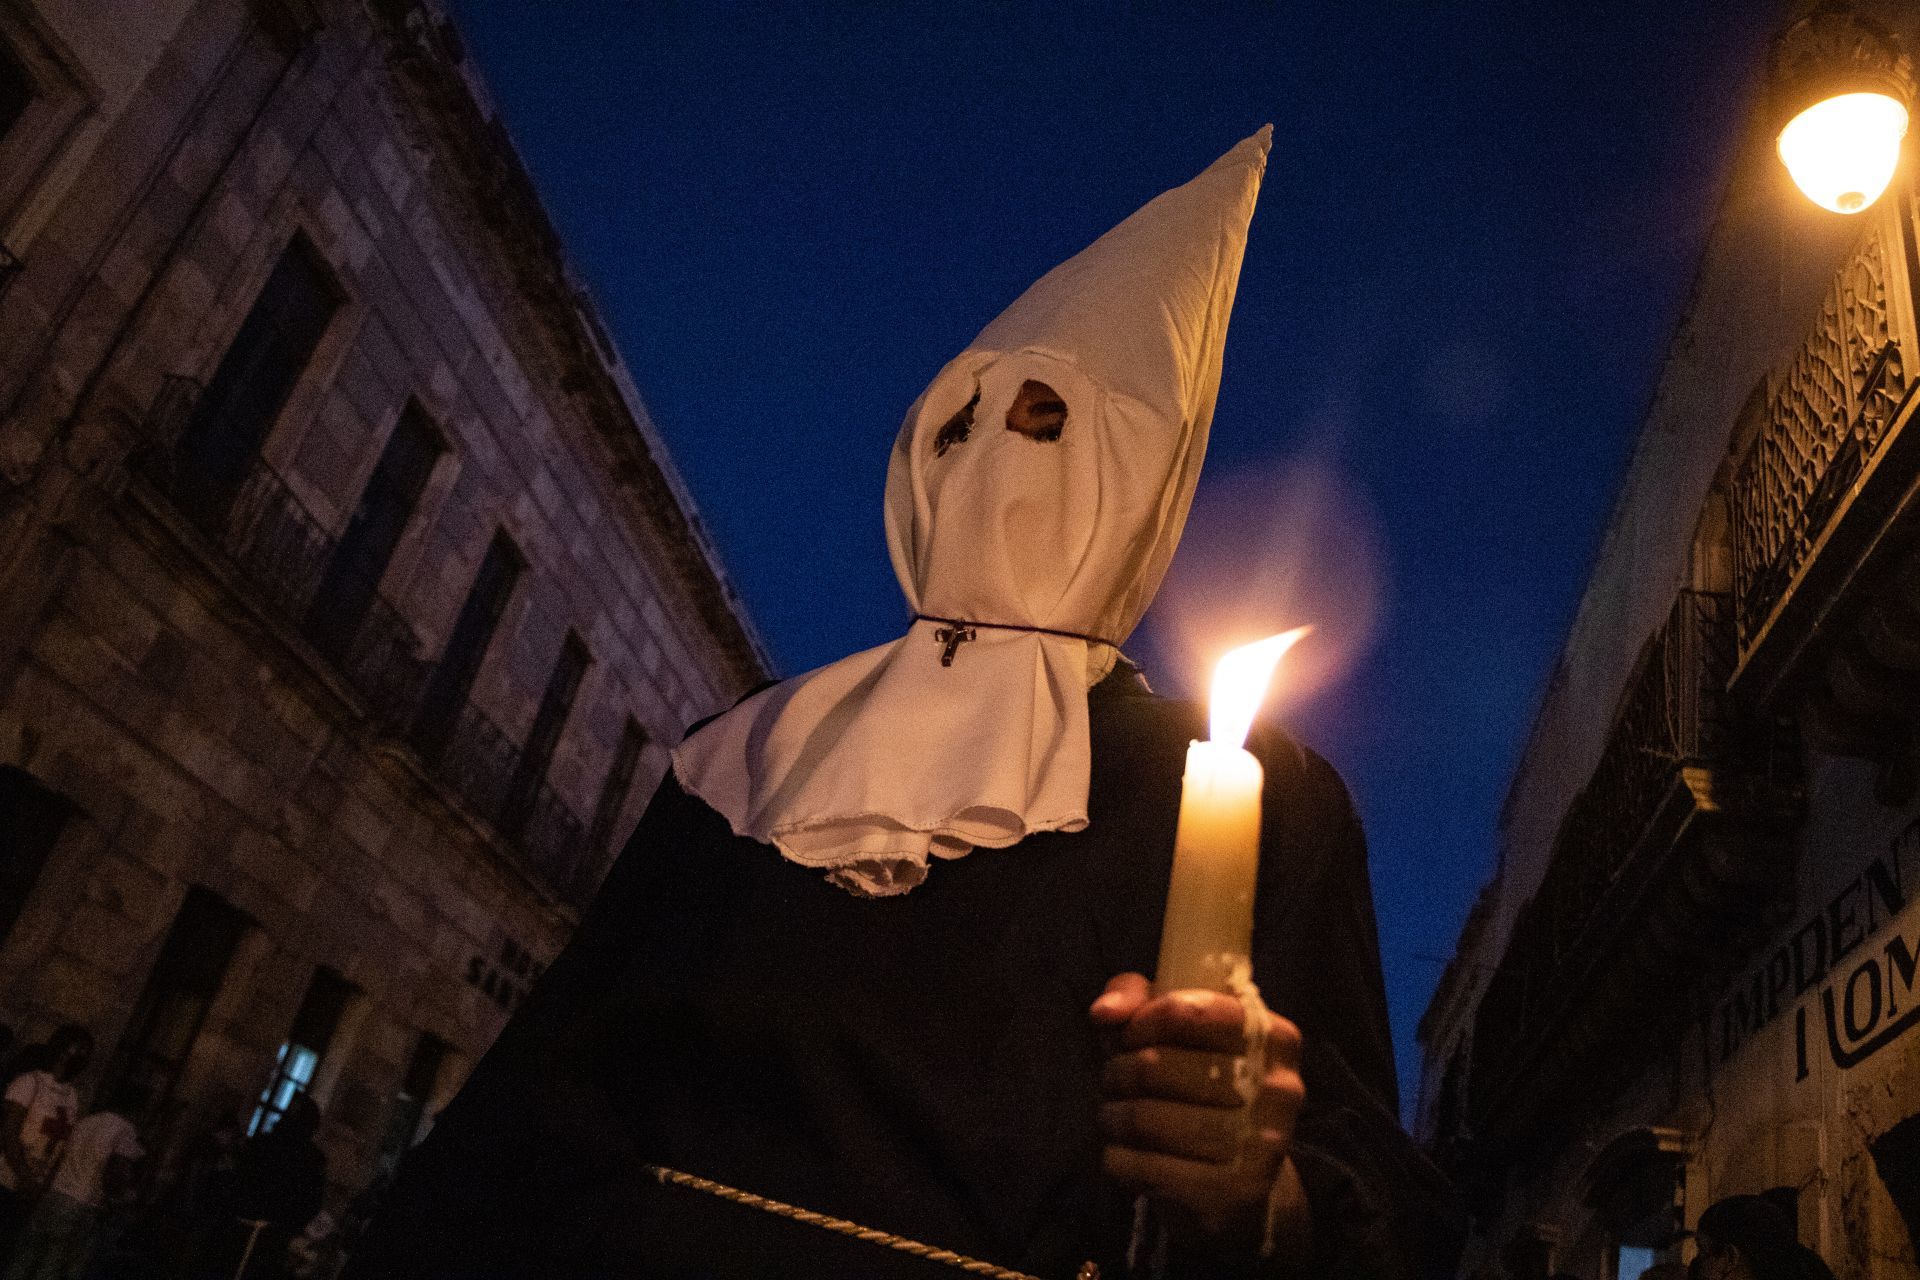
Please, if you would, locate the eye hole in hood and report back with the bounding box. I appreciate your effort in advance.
[1006,379,1066,442]
[932,391,979,458]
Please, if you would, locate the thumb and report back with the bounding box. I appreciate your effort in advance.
[1088,972,1152,1026]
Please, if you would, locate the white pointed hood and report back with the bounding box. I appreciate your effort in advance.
[673,128,1270,895]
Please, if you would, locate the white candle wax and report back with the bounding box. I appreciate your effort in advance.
[1154,738,1263,993]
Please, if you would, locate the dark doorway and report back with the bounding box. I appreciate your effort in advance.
[0,766,73,953]
[0,36,31,143]
[412,532,522,761]
[101,887,252,1126]
[250,965,357,1134]
[587,718,648,854]
[372,1031,447,1176]
[306,403,443,658]
[171,235,339,526]
[501,633,590,839]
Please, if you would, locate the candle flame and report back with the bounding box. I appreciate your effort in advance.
[1209,628,1310,749]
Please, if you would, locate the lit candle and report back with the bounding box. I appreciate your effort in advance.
[1154,629,1309,993]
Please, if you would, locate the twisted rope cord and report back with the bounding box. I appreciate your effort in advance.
[910,614,1122,649]
[645,1164,1085,1280]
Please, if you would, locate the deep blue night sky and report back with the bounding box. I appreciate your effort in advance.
[449,0,1780,1118]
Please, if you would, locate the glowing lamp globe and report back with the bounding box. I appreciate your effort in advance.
[1777,91,1909,214]
[1768,2,1914,216]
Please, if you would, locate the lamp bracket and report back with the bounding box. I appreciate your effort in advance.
[1770,0,1915,129]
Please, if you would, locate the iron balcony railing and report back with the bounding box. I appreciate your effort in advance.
[137,379,591,904]
[1729,202,1918,660]
[328,597,436,739]
[415,701,591,908]
[224,463,337,635]
[516,777,591,905]
[1471,590,1734,1124]
[1534,591,1732,968]
[428,700,519,831]
[422,702,592,907]
[155,447,436,740]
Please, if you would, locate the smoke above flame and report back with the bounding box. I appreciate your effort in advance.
[1142,453,1387,720]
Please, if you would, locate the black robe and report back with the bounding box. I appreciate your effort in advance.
[348,666,1462,1278]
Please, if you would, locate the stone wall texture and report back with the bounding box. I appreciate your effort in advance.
[0,0,766,1215]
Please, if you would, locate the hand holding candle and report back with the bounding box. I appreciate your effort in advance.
[1090,628,1313,1255]
[1154,628,1310,994]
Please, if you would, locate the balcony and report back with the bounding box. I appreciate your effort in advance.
[1468,591,1798,1154]
[420,701,588,897]
[1461,188,1920,1170]
[130,379,594,908]
[1728,188,1920,706]
[135,401,436,739]
[512,776,593,904]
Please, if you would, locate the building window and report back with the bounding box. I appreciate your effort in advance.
[412,532,523,761]
[587,718,648,852]
[372,1032,447,1175]
[0,36,31,143]
[172,234,340,526]
[0,18,87,247]
[502,633,591,837]
[102,888,252,1122]
[250,965,356,1135]
[306,402,443,657]
[0,766,72,951]
[1614,1244,1656,1280]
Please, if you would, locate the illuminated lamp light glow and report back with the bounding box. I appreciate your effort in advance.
[1777,91,1909,214]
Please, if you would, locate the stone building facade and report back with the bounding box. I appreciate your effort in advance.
[1414,4,1920,1278]
[0,0,766,1226]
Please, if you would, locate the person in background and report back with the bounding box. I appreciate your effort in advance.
[174,1112,244,1265]
[1,1078,145,1280]
[177,1115,245,1280]
[1689,1195,1837,1280]
[0,1027,92,1260]
[209,1095,326,1280]
[284,1209,335,1279]
[334,1168,393,1276]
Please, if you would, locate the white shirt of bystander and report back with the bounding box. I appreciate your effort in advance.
[49,1111,142,1207]
[0,1070,79,1191]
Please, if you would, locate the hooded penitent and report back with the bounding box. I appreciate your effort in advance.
[673,128,1271,895]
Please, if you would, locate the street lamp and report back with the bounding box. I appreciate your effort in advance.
[1771,1,1914,214]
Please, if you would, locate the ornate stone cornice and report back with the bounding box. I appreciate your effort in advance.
[362,0,771,697]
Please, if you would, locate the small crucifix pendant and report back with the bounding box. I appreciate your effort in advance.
[933,625,976,666]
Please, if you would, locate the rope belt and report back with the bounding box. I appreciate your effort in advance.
[912,615,1122,667]
[645,1164,1098,1280]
